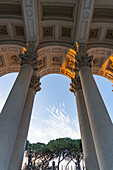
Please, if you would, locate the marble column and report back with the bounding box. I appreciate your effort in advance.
[0,44,38,170]
[75,44,113,170]
[70,76,99,170]
[8,74,41,170]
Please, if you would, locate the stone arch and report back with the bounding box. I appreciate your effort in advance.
[0,44,113,84]
[37,45,76,80]
[88,47,113,83]
[0,44,23,77]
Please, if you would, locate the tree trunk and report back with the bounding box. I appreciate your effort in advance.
[57,162,60,170]
[52,161,55,170]
[77,156,81,170]
[57,153,61,170]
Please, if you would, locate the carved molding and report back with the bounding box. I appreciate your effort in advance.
[0,44,23,54]
[88,47,113,82]
[75,0,95,43]
[38,57,46,70]
[8,55,20,66]
[0,43,113,83]
[22,0,37,41]
[0,44,22,77]
[0,55,5,67]
[88,47,113,61]
[37,46,75,79]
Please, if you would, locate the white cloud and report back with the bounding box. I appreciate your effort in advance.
[27,103,80,144]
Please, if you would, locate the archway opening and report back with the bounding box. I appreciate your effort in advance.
[0,73,113,144]
[28,74,80,144]
[0,72,18,112]
[0,72,113,169]
[94,75,113,122]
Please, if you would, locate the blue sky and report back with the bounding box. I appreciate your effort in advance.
[0,73,113,144]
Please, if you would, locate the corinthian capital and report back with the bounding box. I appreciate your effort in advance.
[70,75,82,93]
[74,43,93,69]
[30,75,41,93]
[75,55,93,69]
[19,41,38,70]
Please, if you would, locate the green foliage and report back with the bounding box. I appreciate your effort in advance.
[25,140,32,150]
[47,138,82,169]
[31,142,46,153]
[25,138,82,169]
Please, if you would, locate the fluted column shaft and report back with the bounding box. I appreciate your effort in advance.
[0,64,33,170]
[8,88,35,170]
[8,75,41,170]
[70,75,99,170]
[79,66,113,170]
[0,42,38,170]
[74,43,113,169]
[75,88,99,170]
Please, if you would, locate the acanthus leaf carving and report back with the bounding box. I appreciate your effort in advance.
[70,75,82,93]
[30,73,41,92]
[74,43,93,69]
[19,42,38,70]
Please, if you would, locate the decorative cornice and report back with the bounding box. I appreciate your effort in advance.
[29,74,41,92]
[70,75,82,93]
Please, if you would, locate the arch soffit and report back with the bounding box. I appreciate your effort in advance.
[0,44,23,77]
[0,44,113,83]
[88,47,113,83]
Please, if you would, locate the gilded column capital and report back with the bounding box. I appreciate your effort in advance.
[29,75,41,93]
[75,43,93,70]
[70,75,82,93]
[19,41,38,70]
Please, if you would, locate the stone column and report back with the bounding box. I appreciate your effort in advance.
[70,76,99,170]
[75,43,113,170]
[0,43,38,170]
[8,74,41,170]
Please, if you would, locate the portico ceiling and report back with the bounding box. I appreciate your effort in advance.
[0,0,113,82]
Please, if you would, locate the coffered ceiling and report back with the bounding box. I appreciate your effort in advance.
[0,0,113,82]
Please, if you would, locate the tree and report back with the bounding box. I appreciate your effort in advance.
[25,140,32,150]
[29,142,54,169]
[48,138,82,170]
[25,138,83,169]
[65,139,83,170]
